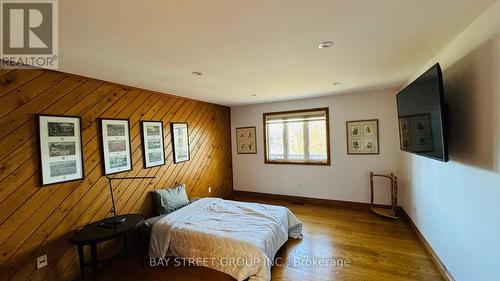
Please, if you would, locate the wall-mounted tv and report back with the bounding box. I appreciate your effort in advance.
[396,63,449,162]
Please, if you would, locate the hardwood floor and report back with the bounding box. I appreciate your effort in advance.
[78,196,443,281]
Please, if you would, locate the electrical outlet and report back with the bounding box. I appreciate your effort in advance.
[208,186,212,194]
[37,254,48,269]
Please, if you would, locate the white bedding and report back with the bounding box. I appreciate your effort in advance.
[149,197,303,281]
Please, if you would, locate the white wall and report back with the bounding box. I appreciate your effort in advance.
[231,89,403,204]
[400,2,500,281]
[231,3,498,280]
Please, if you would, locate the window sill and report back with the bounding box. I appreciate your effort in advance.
[264,160,331,166]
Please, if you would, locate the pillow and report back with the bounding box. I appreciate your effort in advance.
[152,184,189,215]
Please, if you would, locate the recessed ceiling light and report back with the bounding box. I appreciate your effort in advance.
[192,71,203,76]
[332,82,341,85]
[318,41,334,49]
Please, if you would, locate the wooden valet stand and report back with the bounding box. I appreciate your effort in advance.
[369,172,399,219]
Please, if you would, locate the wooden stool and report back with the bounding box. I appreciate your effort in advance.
[369,172,399,219]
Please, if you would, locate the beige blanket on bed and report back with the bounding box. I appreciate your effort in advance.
[149,197,302,281]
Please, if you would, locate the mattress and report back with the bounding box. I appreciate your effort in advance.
[149,197,302,281]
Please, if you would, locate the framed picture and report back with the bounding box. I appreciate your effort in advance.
[236,127,257,154]
[346,119,379,154]
[100,119,133,175]
[141,121,166,168]
[38,115,84,185]
[171,122,190,163]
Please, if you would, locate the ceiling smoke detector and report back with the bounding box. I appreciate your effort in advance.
[318,41,334,49]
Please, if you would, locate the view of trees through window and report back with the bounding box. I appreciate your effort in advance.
[265,108,329,164]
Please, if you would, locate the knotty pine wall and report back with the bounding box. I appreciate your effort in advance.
[0,67,233,280]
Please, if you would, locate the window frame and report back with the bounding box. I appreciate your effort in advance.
[263,107,331,166]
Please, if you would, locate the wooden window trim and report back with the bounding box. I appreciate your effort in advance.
[263,107,331,166]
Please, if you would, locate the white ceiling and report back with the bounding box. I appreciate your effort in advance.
[59,0,496,106]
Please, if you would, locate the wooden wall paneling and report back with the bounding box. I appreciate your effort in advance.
[66,102,230,280]
[42,98,181,280]
[22,91,160,281]
[0,83,117,209]
[64,93,162,230]
[170,107,225,196]
[135,101,203,192]
[191,118,231,197]
[93,101,188,221]
[0,85,130,240]
[172,105,220,180]
[7,88,142,264]
[0,71,66,118]
[177,108,227,198]
[0,68,14,77]
[197,138,230,196]
[0,69,46,98]
[0,86,132,272]
[0,139,37,186]
[0,86,139,274]
[10,91,153,281]
[182,132,221,195]
[79,96,181,223]
[36,97,189,280]
[0,78,103,219]
[116,100,207,215]
[130,103,213,215]
[0,80,103,162]
[154,103,216,190]
[0,77,84,139]
[129,102,216,214]
[43,96,186,281]
[135,103,218,208]
[0,68,232,281]
[23,92,162,280]
[186,108,228,188]
[97,96,181,203]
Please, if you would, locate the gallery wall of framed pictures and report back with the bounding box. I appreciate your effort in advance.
[99,119,133,175]
[38,115,85,185]
[37,115,194,185]
[346,119,379,155]
[141,121,166,168]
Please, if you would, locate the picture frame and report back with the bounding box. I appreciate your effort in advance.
[38,115,84,186]
[170,122,190,164]
[346,119,379,155]
[141,121,166,168]
[236,127,257,154]
[99,119,133,175]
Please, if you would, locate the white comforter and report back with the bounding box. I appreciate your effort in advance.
[149,198,302,281]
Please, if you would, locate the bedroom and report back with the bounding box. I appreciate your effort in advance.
[0,0,499,281]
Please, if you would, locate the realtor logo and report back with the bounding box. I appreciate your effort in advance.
[1,0,58,69]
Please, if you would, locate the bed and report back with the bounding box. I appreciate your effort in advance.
[148,197,303,281]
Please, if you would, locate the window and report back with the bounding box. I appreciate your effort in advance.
[263,108,330,165]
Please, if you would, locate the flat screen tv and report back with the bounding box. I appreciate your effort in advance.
[396,63,448,162]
